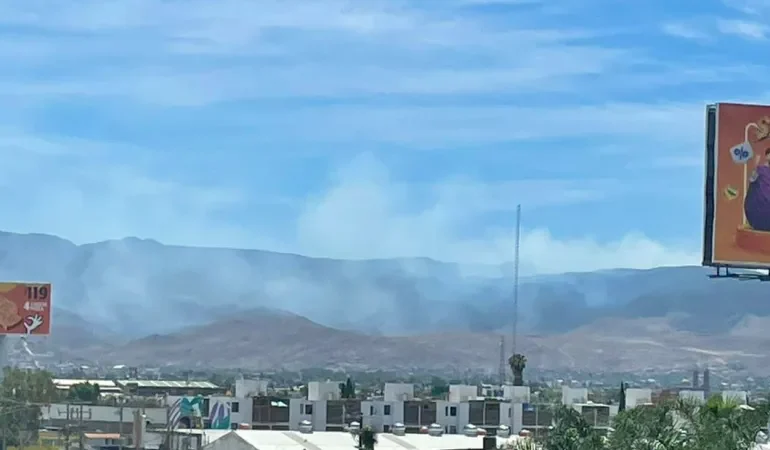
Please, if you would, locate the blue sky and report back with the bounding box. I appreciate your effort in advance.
[0,0,765,274]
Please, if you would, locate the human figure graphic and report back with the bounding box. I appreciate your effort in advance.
[745,148,770,232]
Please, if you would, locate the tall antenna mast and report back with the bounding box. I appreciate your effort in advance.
[512,204,521,358]
[498,335,506,386]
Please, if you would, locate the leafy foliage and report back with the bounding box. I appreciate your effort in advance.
[527,398,769,450]
[0,369,61,447]
[508,354,527,387]
[360,426,377,450]
[66,382,100,403]
[339,377,356,399]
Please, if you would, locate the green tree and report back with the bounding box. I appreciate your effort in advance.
[67,382,100,403]
[339,377,356,399]
[360,426,377,450]
[429,377,449,399]
[542,405,605,450]
[508,354,527,386]
[0,368,61,447]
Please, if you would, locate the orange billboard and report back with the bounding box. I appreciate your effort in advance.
[704,103,770,268]
[0,282,52,335]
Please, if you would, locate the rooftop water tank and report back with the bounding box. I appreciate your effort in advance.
[299,420,313,434]
[428,423,443,437]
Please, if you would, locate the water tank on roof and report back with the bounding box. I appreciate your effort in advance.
[497,425,510,438]
[392,423,406,436]
[428,423,443,437]
[463,424,478,437]
[299,420,313,434]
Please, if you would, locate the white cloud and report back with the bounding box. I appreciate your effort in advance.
[252,101,705,148]
[661,22,710,40]
[0,0,713,276]
[293,154,699,273]
[717,19,768,39]
[0,131,699,274]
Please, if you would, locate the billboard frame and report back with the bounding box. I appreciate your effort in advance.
[704,102,770,279]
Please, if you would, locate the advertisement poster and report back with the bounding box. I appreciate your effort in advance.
[0,282,51,335]
[707,103,770,267]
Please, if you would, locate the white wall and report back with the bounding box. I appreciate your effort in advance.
[679,390,705,403]
[307,382,341,401]
[361,400,403,431]
[449,385,478,402]
[209,396,252,427]
[562,387,588,404]
[290,398,328,431]
[43,404,168,426]
[234,380,268,398]
[383,383,414,402]
[503,386,530,403]
[625,389,652,407]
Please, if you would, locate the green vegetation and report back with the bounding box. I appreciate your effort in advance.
[507,396,770,450]
[339,377,356,399]
[360,426,377,450]
[66,381,100,403]
[509,354,527,387]
[0,368,60,447]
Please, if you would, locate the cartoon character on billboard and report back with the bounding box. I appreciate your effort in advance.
[745,148,770,232]
[729,115,770,253]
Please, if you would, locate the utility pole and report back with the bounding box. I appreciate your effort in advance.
[65,404,71,450]
[78,404,84,450]
[118,402,124,450]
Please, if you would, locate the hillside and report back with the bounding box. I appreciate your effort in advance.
[57,309,770,374]
[0,231,760,341]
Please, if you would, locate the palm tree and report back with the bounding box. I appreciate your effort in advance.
[360,426,377,450]
[508,353,527,386]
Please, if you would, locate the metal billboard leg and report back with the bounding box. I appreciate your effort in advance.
[0,335,7,384]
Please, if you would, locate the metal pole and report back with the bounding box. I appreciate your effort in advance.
[78,404,84,450]
[512,204,521,357]
[119,403,124,450]
[65,404,71,450]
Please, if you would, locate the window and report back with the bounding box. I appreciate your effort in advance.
[304,404,313,415]
[384,405,391,416]
[232,402,240,413]
[370,405,375,415]
[449,406,457,417]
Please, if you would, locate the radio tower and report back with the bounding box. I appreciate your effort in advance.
[498,335,507,386]
[512,204,521,358]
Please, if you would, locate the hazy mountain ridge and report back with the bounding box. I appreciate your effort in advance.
[58,310,770,373]
[0,230,761,341]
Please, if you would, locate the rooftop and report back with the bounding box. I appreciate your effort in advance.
[116,380,220,389]
[53,379,121,390]
[199,430,521,450]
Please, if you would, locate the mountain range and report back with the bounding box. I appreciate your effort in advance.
[3,230,770,372]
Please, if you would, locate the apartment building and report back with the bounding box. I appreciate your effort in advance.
[276,382,529,435]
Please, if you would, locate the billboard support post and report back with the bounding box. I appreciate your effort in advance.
[0,335,7,383]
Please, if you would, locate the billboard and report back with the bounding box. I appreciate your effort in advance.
[704,103,770,268]
[0,282,51,335]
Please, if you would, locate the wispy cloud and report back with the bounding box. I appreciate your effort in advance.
[661,22,710,40]
[717,18,768,39]
[0,0,746,273]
